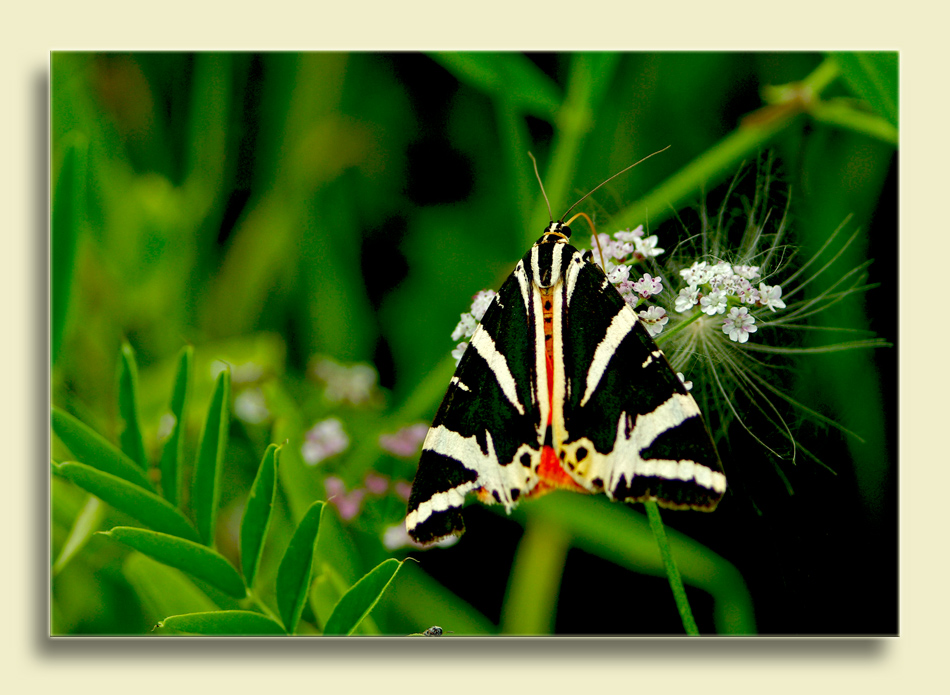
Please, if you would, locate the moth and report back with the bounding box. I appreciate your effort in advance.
[406,160,725,546]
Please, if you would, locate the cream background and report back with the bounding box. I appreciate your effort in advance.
[4,3,941,692]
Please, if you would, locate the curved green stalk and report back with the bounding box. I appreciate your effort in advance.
[644,500,699,635]
[500,511,571,635]
[608,57,842,233]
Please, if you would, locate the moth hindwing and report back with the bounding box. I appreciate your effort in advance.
[406,221,725,546]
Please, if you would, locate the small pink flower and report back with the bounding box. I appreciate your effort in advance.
[632,273,663,298]
[324,475,346,498]
[324,476,365,521]
[335,490,365,521]
[394,481,412,501]
[379,423,430,458]
[364,473,389,495]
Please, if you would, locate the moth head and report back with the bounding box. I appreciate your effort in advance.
[538,221,571,244]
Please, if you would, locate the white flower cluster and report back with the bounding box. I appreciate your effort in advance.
[450,290,497,364]
[591,225,666,264]
[313,357,379,404]
[589,226,667,310]
[674,260,786,343]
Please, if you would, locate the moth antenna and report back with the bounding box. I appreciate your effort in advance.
[565,211,607,269]
[528,151,554,223]
[559,145,672,223]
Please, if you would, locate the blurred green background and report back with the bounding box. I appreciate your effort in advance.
[50,52,897,635]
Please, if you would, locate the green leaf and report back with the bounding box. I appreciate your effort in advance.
[159,345,193,506]
[158,610,286,636]
[102,526,247,598]
[123,553,219,620]
[832,52,898,128]
[276,501,325,634]
[429,52,561,119]
[240,443,281,586]
[52,495,106,576]
[193,367,230,545]
[54,462,200,542]
[182,53,233,190]
[323,558,405,636]
[309,563,381,635]
[51,408,155,492]
[51,132,87,365]
[117,342,148,470]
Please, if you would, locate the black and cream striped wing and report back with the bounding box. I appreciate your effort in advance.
[406,255,547,545]
[551,249,726,509]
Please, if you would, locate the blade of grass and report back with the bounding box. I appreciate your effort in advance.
[193,367,230,545]
[276,501,325,634]
[51,132,87,365]
[159,345,192,506]
[52,495,105,576]
[429,52,561,120]
[240,443,281,587]
[117,342,148,470]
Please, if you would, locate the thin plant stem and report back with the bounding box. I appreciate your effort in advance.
[608,58,841,233]
[500,511,571,635]
[655,309,704,345]
[644,500,699,636]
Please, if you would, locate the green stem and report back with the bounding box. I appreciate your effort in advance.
[803,55,841,95]
[609,118,796,232]
[608,57,842,233]
[500,511,571,635]
[655,308,704,345]
[644,500,699,635]
[810,100,898,146]
[526,53,621,246]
